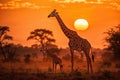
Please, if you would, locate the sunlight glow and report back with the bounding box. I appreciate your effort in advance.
[74,19,89,31]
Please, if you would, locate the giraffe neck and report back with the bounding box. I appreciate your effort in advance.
[55,14,75,38]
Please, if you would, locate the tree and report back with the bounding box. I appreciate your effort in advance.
[4,43,17,61]
[0,26,13,60]
[104,24,120,60]
[27,29,55,60]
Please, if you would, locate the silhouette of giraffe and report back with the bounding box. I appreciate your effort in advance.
[46,49,63,72]
[48,9,93,73]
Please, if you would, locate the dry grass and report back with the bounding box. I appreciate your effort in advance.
[0,57,120,80]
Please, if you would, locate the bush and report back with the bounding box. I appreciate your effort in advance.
[100,70,113,80]
[24,54,31,63]
[48,67,53,72]
[115,63,120,68]
[36,70,47,79]
[62,54,71,61]
[102,61,112,68]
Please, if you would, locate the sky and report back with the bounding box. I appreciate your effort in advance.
[0,0,120,49]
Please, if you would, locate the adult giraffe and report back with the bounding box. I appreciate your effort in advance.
[48,9,93,73]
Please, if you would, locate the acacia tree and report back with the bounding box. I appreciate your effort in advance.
[104,24,120,60]
[0,26,13,60]
[27,29,55,60]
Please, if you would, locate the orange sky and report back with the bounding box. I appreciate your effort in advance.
[0,0,120,49]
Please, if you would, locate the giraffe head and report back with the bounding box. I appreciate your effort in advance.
[48,9,58,18]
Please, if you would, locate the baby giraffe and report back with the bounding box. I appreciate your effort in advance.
[46,49,63,72]
[52,54,63,72]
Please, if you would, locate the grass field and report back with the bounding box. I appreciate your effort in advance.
[0,56,120,80]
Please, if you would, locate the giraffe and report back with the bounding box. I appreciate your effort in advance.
[48,9,93,73]
[46,49,63,72]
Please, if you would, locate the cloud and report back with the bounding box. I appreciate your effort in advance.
[0,0,51,9]
[54,0,119,4]
[54,0,86,3]
[0,0,11,3]
[53,0,103,3]
[109,2,120,10]
[53,0,120,11]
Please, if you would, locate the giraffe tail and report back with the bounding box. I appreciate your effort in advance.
[92,54,94,62]
[90,49,94,62]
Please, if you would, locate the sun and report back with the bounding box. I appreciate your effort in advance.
[74,19,89,31]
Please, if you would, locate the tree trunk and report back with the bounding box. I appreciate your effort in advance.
[0,46,7,60]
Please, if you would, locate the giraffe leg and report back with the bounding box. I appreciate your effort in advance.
[53,63,54,72]
[55,64,57,73]
[86,54,93,73]
[87,50,93,73]
[86,57,90,73]
[59,64,62,72]
[88,49,93,73]
[88,56,93,73]
[70,49,74,72]
[85,52,90,73]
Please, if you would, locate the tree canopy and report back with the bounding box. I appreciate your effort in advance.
[0,26,12,45]
[0,26,13,60]
[104,24,120,59]
[27,29,55,48]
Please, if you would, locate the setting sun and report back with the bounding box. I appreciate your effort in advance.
[74,19,89,31]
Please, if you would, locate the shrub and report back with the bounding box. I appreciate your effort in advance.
[24,54,31,63]
[62,54,71,61]
[48,67,53,72]
[115,63,120,68]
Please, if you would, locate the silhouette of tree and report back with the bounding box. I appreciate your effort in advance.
[27,29,55,60]
[24,54,31,63]
[0,26,13,60]
[104,24,120,60]
[3,43,17,61]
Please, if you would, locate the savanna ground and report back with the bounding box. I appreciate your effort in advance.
[0,54,120,80]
